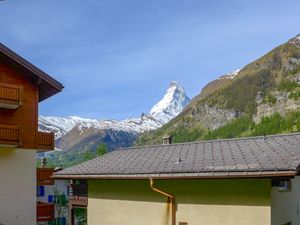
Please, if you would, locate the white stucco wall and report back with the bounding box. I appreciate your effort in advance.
[271,176,300,225]
[37,184,54,203]
[0,148,36,225]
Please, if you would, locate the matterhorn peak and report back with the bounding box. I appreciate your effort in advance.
[150,81,190,124]
[169,80,181,87]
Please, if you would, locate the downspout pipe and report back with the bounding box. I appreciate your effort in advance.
[149,178,176,225]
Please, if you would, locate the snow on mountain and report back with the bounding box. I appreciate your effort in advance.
[217,69,241,80]
[150,81,190,124]
[39,116,98,139]
[288,34,300,48]
[39,81,190,141]
[39,114,162,140]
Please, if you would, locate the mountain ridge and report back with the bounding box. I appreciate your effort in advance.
[38,81,190,166]
[136,34,300,145]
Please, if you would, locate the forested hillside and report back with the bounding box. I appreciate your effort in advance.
[136,34,300,145]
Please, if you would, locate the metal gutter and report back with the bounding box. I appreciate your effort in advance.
[149,178,175,225]
[52,170,296,180]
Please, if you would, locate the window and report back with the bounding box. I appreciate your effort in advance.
[48,195,54,203]
[271,179,292,192]
[37,186,45,197]
[279,180,292,192]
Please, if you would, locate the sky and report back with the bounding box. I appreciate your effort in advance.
[1,0,300,120]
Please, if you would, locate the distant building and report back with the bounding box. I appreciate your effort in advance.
[55,133,300,225]
[37,164,69,225]
[0,43,63,225]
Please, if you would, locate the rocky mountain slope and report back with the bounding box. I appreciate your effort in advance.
[38,81,190,164]
[136,34,300,145]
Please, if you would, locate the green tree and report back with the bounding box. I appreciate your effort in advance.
[96,143,108,156]
[83,151,94,161]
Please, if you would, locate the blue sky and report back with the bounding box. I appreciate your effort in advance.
[1,0,300,120]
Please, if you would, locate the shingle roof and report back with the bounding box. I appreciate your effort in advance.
[54,133,300,179]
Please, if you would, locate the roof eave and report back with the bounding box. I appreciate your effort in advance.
[0,43,64,101]
[53,170,297,180]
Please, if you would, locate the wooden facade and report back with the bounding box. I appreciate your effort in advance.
[0,83,22,109]
[0,62,54,151]
[37,168,55,186]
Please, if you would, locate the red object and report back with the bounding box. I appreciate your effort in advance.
[37,202,54,222]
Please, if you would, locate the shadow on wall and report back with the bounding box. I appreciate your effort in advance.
[88,179,271,207]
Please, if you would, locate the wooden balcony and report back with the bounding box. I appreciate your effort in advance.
[68,196,88,206]
[37,168,54,186]
[0,126,54,150]
[0,124,20,147]
[37,131,55,152]
[68,182,88,206]
[0,83,22,109]
[37,202,54,222]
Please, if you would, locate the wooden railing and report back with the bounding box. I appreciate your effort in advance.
[0,83,22,109]
[37,131,55,151]
[37,168,54,186]
[37,202,54,222]
[0,126,55,150]
[68,183,88,206]
[69,196,88,206]
[0,124,20,147]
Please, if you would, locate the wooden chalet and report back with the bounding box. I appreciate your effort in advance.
[0,43,63,225]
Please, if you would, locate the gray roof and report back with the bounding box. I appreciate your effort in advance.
[54,133,300,179]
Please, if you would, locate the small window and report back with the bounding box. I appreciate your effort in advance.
[48,195,54,203]
[272,179,292,192]
[37,186,45,197]
[279,180,292,192]
[179,222,188,225]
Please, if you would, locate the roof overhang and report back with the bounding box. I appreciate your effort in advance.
[53,170,297,180]
[0,43,64,101]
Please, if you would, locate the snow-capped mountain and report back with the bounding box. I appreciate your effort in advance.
[38,81,190,153]
[150,81,190,124]
[217,69,241,80]
[39,114,161,140]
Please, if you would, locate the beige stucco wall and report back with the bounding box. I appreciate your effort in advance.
[88,179,271,225]
[0,147,36,225]
[271,176,300,225]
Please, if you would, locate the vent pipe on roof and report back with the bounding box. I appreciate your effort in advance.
[162,135,173,145]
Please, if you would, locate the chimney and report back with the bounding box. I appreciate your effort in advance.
[40,157,47,168]
[162,135,173,145]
